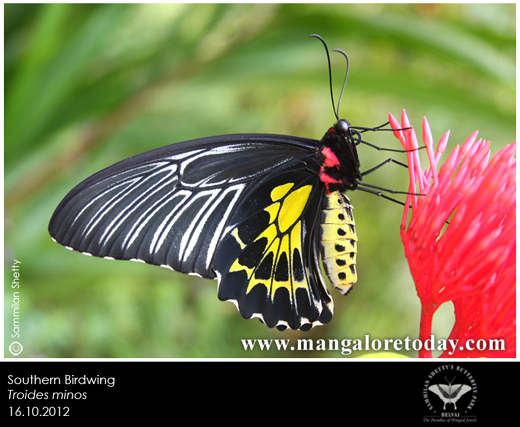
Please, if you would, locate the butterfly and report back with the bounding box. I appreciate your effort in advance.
[49,35,405,331]
[429,378,472,410]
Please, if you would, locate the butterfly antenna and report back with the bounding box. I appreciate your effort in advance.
[310,34,338,120]
[332,48,350,118]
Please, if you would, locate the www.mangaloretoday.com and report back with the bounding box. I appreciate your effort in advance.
[241,335,506,356]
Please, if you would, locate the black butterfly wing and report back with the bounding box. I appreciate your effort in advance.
[49,134,318,281]
[214,157,334,331]
[49,133,336,330]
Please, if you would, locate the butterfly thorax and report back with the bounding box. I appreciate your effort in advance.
[317,119,362,194]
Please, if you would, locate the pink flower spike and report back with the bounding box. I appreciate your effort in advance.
[434,130,450,165]
[422,117,439,186]
[389,112,416,223]
[391,110,516,358]
[401,109,411,130]
[389,113,406,142]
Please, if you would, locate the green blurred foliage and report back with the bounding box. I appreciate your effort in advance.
[4,3,515,358]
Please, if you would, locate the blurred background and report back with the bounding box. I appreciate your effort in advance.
[4,3,515,358]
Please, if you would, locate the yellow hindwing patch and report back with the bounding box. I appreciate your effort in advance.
[233,183,313,302]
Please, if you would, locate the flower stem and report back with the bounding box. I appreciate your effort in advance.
[419,306,434,358]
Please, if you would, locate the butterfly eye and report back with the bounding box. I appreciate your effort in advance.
[338,119,350,134]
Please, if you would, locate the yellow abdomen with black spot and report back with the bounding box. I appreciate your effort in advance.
[320,191,357,294]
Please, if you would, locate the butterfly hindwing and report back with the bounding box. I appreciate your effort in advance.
[49,134,317,279]
[214,158,333,331]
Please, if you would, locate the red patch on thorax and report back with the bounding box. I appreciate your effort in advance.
[319,146,341,192]
[321,146,340,167]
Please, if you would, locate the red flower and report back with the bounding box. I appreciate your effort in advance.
[389,110,516,358]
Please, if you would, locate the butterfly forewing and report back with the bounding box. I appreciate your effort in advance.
[49,135,317,279]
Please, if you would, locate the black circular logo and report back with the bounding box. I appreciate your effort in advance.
[423,365,477,422]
